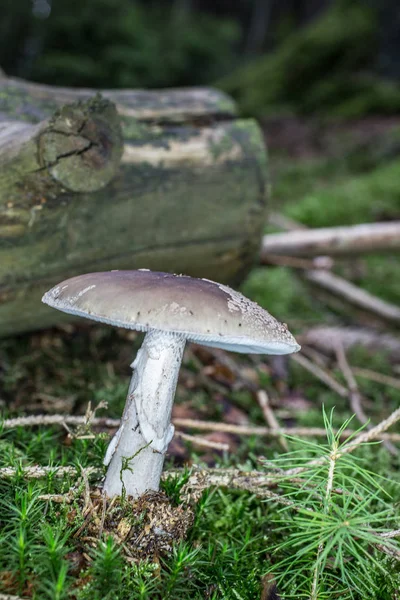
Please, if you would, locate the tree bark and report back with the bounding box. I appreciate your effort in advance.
[0,77,268,337]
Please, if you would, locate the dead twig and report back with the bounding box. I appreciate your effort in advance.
[174,419,400,442]
[262,221,400,258]
[299,326,400,361]
[264,215,400,327]
[256,390,288,451]
[352,367,400,390]
[0,413,229,452]
[291,352,348,398]
[3,406,400,483]
[2,413,400,442]
[196,345,259,392]
[375,543,400,561]
[1,414,120,429]
[0,465,101,479]
[335,343,398,456]
[287,405,400,476]
[335,342,366,424]
[304,269,400,326]
[175,431,229,451]
[378,529,400,539]
[261,253,333,270]
[268,212,308,231]
[342,406,400,454]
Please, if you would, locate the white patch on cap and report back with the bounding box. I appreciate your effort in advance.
[77,284,96,298]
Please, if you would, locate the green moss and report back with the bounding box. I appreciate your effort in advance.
[209,131,236,160]
[285,160,400,227]
[119,117,160,143]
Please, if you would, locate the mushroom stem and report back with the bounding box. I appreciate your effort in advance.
[103,329,186,498]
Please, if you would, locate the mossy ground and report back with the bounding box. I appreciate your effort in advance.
[1,118,400,599]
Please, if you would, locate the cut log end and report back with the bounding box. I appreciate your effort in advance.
[38,95,123,192]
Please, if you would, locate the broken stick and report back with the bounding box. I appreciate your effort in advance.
[261,221,400,258]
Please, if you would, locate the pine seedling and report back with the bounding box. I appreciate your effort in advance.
[262,409,400,599]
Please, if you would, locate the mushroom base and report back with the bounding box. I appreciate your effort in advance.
[72,489,194,559]
[103,330,186,498]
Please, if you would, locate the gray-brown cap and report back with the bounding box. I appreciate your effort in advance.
[42,270,300,355]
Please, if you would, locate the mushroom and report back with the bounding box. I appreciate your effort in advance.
[42,269,300,498]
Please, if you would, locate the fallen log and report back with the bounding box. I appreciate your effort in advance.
[0,76,268,337]
[261,221,400,258]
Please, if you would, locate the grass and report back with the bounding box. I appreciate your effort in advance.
[1,122,400,598]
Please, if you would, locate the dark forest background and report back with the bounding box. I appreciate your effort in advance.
[1,0,400,118]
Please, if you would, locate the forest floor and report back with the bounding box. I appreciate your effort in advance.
[0,115,400,600]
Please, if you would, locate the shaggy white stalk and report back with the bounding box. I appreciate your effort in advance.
[103,329,186,498]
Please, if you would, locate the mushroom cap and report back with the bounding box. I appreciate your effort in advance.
[42,270,300,355]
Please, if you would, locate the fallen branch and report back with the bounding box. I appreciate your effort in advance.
[268,212,308,231]
[263,215,400,328]
[335,342,366,423]
[335,342,397,455]
[352,367,400,390]
[304,269,400,326]
[2,407,400,481]
[0,465,101,479]
[379,529,400,539]
[290,352,348,398]
[176,431,229,451]
[261,253,333,270]
[0,414,229,452]
[299,326,400,361]
[287,405,400,476]
[1,414,120,429]
[256,389,288,451]
[3,462,400,550]
[262,221,400,258]
[2,413,400,442]
[343,406,400,454]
